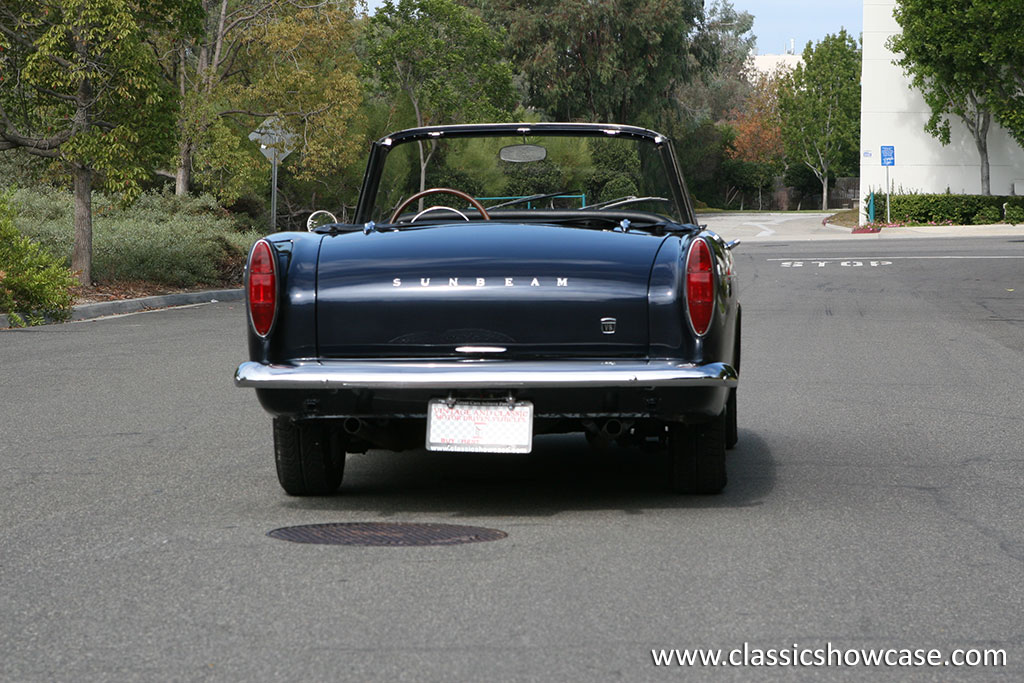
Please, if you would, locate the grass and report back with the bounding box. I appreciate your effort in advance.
[824,209,860,228]
[11,187,262,287]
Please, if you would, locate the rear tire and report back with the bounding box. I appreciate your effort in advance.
[727,304,741,450]
[273,418,345,495]
[669,413,727,494]
[726,388,738,449]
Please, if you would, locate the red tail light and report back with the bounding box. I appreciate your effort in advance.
[248,240,277,337]
[685,238,714,336]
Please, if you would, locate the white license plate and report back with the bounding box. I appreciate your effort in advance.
[426,400,533,453]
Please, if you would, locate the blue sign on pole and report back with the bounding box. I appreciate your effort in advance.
[881,145,895,166]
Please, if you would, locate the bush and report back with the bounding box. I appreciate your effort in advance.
[1005,204,1024,225]
[872,192,1024,225]
[0,192,76,327]
[11,187,261,286]
[972,205,1002,225]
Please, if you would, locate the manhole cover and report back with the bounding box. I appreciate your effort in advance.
[267,522,507,546]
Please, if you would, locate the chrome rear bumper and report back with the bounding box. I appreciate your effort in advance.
[235,359,737,390]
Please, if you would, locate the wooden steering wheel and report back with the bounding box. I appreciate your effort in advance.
[389,188,491,223]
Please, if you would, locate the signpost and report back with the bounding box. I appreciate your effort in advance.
[249,117,296,230]
[881,145,895,223]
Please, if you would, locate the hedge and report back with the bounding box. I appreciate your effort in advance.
[871,193,1024,225]
[12,187,261,286]
[0,192,76,327]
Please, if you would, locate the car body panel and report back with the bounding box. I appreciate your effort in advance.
[236,122,741,477]
[315,223,666,358]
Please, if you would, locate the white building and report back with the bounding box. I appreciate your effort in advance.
[748,53,802,78]
[860,0,1024,223]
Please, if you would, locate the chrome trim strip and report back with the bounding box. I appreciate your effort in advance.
[235,359,737,390]
[455,346,507,354]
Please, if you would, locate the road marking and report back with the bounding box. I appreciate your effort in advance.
[767,256,1024,261]
[744,222,776,237]
[741,214,816,237]
[774,255,1024,269]
[780,261,892,268]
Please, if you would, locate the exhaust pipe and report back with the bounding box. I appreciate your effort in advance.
[340,417,408,451]
[602,419,624,438]
[584,419,634,451]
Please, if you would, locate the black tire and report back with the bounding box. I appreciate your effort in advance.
[273,418,345,496]
[726,388,738,450]
[668,413,727,494]
[727,304,741,450]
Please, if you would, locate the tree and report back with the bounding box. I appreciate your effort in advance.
[155,1,363,201]
[670,0,755,127]
[729,70,783,166]
[726,69,784,209]
[778,30,860,211]
[889,0,1024,193]
[975,1,1024,147]
[889,0,1002,195]
[0,0,196,284]
[364,0,515,196]
[476,0,706,123]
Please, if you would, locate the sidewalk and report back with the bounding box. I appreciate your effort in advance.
[853,223,1024,239]
[698,211,1024,242]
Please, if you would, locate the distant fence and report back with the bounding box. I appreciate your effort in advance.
[727,177,859,211]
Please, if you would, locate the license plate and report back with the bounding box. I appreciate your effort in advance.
[426,400,533,453]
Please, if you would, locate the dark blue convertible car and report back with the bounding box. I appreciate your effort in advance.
[235,123,740,495]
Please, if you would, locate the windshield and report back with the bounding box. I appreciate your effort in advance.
[367,132,685,225]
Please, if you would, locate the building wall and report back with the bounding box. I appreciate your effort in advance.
[859,0,1024,223]
[749,53,802,76]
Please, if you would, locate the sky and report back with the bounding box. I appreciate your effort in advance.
[733,0,863,54]
[360,0,864,57]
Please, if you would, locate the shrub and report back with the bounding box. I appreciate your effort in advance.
[872,192,1024,225]
[1005,204,1024,225]
[0,192,76,327]
[972,205,1001,225]
[12,187,261,287]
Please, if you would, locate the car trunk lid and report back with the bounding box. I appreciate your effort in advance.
[316,223,666,358]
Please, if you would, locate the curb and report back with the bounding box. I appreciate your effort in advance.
[1,288,243,329]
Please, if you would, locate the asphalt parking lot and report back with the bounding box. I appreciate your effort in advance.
[2,224,1022,680]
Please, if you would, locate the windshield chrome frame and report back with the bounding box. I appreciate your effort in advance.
[353,123,697,225]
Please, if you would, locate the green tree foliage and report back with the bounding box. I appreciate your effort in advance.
[365,0,514,128]
[977,2,1024,147]
[478,0,707,123]
[670,0,755,127]
[159,0,364,209]
[652,0,755,206]
[0,0,196,284]
[585,140,640,203]
[0,192,76,327]
[778,30,860,211]
[364,0,515,195]
[672,120,734,207]
[889,0,1010,194]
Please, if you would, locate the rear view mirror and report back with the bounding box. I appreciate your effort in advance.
[499,144,547,163]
